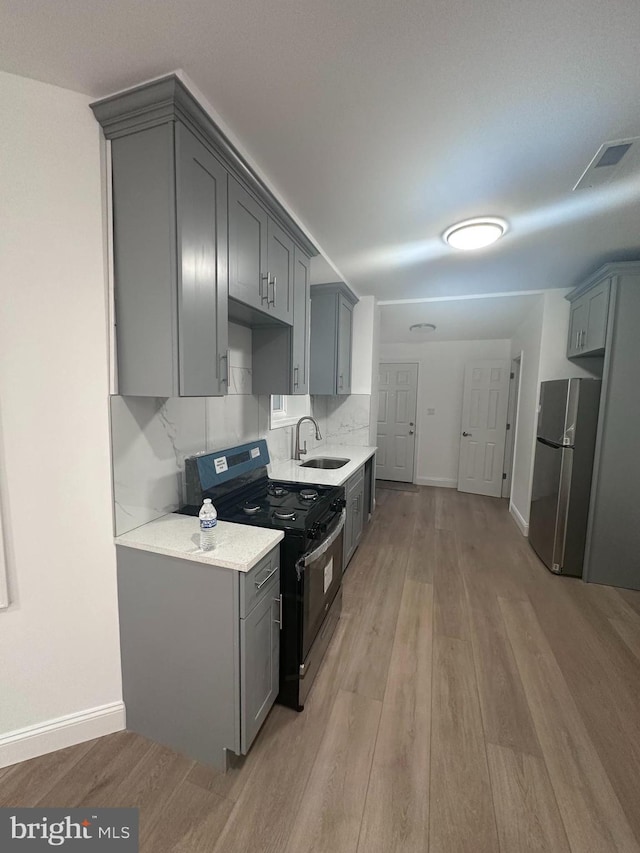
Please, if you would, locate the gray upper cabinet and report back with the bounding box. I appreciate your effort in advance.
[292,248,311,394]
[310,282,359,395]
[91,74,318,396]
[228,176,268,314]
[337,295,354,394]
[109,121,228,397]
[567,276,611,358]
[266,219,294,324]
[228,178,293,325]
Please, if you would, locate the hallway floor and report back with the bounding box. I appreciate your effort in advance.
[3,487,640,852]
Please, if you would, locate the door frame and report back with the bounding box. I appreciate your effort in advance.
[376,360,420,484]
[502,356,521,498]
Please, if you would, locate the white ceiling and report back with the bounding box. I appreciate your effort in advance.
[379,294,542,344]
[2,0,640,299]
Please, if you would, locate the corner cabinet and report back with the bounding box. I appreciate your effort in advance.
[566,275,611,358]
[116,544,281,770]
[91,74,317,397]
[310,282,359,395]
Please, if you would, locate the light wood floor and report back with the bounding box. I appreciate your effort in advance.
[3,487,640,852]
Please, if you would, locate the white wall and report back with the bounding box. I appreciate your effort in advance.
[509,298,544,532]
[351,296,377,394]
[379,339,511,486]
[0,71,123,762]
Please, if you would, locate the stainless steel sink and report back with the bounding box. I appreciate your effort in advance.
[299,457,350,469]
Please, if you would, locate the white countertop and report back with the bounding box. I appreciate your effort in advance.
[115,513,284,572]
[268,444,376,487]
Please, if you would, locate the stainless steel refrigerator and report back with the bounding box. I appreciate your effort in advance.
[529,378,601,576]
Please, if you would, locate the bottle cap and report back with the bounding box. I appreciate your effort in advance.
[203,498,212,504]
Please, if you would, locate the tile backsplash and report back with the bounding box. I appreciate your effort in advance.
[110,325,373,536]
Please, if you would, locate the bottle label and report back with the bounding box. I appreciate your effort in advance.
[200,518,217,530]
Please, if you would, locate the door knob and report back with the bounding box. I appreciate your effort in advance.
[462,431,472,437]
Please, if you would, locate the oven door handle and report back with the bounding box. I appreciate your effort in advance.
[295,510,346,577]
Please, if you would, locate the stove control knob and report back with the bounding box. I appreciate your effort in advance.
[330,497,346,512]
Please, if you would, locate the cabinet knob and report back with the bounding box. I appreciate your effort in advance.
[462,431,472,437]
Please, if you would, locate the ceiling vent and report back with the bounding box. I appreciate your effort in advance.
[574,137,640,190]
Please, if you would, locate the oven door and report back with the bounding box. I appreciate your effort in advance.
[298,510,345,660]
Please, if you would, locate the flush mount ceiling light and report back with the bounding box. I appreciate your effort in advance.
[410,323,436,333]
[443,217,508,251]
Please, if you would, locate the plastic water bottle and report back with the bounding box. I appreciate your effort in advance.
[199,498,217,551]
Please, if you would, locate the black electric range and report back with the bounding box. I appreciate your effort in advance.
[180,440,346,711]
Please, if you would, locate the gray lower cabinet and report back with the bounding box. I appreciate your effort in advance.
[567,276,611,357]
[116,544,281,770]
[310,282,359,395]
[240,577,280,751]
[344,466,365,568]
[110,121,228,396]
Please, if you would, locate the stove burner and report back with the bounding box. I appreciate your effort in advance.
[274,509,296,521]
[268,484,289,498]
[242,501,262,515]
[300,488,319,501]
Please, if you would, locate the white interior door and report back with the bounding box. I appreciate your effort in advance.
[457,360,510,497]
[376,363,418,483]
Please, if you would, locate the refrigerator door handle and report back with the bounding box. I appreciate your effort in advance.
[537,436,565,450]
[552,446,574,573]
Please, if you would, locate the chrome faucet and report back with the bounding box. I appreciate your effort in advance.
[294,416,322,460]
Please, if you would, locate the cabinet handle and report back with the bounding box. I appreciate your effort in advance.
[268,275,277,307]
[293,366,299,388]
[339,373,344,390]
[255,564,278,589]
[575,330,579,350]
[273,594,283,629]
[260,272,270,304]
[581,329,586,348]
[219,350,229,385]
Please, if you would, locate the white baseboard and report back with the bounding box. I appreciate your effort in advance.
[415,476,457,488]
[509,502,529,536]
[0,701,125,769]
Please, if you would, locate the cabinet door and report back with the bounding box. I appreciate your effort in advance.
[344,468,364,568]
[228,177,268,312]
[337,295,353,394]
[240,579,280,752]
[266,219,294,324]
[567,297,586,358]
[353,477,365,548]
[292,248,311,394]
[176,125,229,396]
[584,279,610,354]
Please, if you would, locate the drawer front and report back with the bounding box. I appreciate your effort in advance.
[240,547,281,618]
